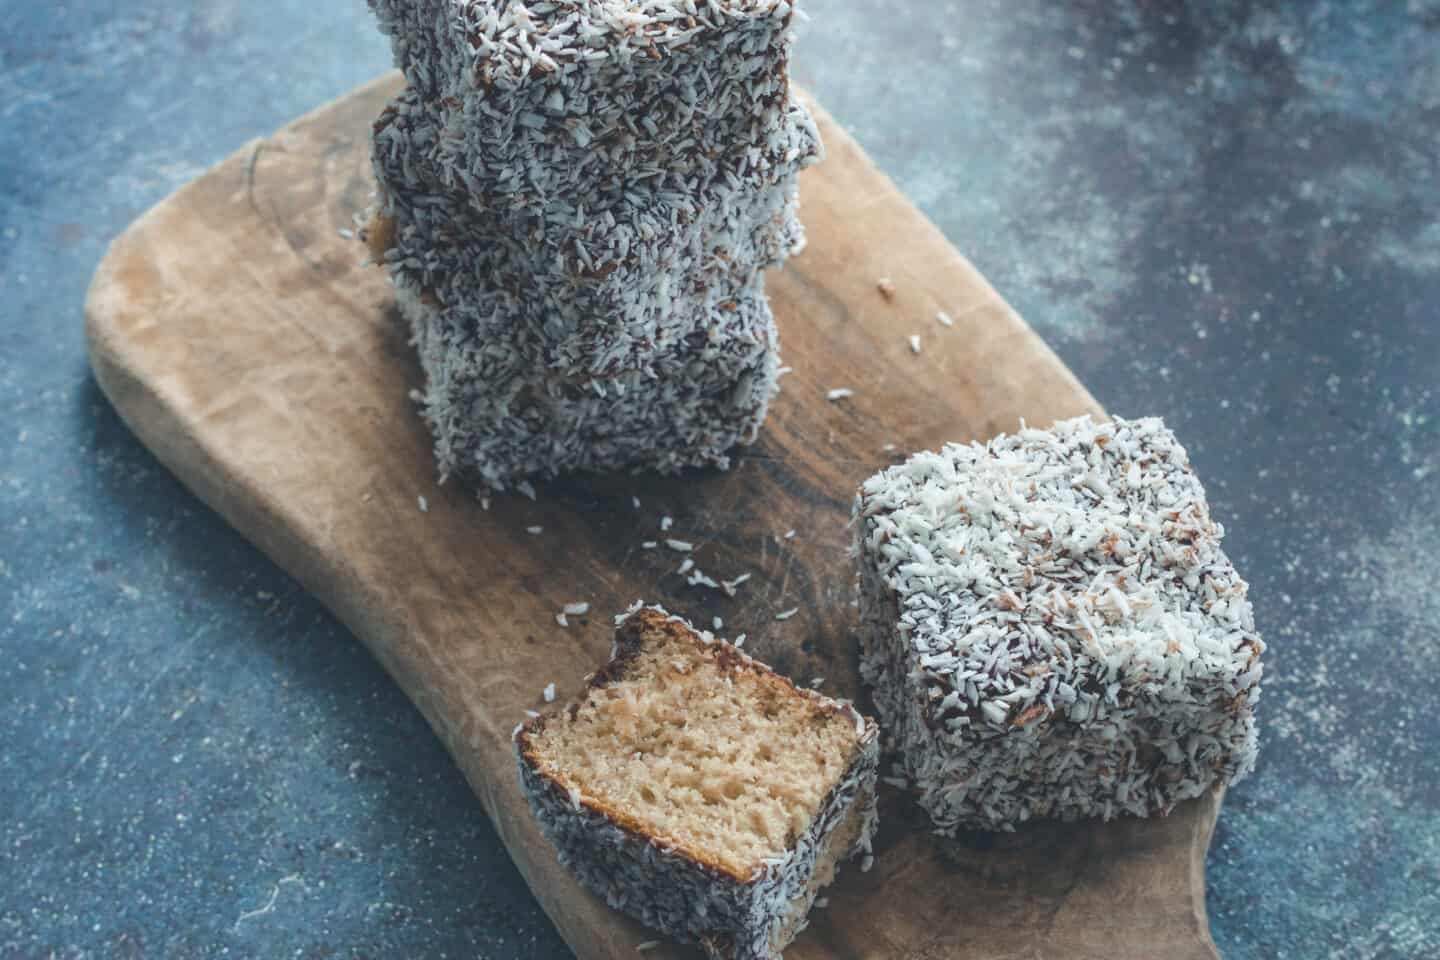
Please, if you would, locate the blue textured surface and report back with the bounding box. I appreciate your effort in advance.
[2,2,1437,957]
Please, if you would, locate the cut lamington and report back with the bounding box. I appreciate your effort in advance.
[855,415,1264,833]
[515,605,880,960]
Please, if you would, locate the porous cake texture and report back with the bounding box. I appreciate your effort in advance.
[364,1,821,490]
[515,605,880,960]
[854,416,1264,833]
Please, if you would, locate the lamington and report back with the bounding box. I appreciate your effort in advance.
[515,605,880,959]
[854,415,1264,833]
[363,1,821,490]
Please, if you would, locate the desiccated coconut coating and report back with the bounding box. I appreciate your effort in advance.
[371,88,809,378]
[515,605,880,960]
[366,0,814,211]
[397,280,782,489]
[855,415,1264,833]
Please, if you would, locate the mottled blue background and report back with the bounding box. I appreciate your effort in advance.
[3,1,1438,957]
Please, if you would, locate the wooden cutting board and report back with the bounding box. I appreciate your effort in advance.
[85,72,1224,960]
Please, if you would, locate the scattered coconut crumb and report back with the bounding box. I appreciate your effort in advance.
[338,227,356,240]
[713,617,724,630]
[555,613,569,627]
[826,387,855,402]
[687,570,720,589]
[511,722,524,740]
[660,515,674,531]
[775,607,800,621]
[882,776,910,789]
[809,677,825,688]
[631,496,641,510]
[480,497,491,511]
[636,943,661,954]
[733,633,747,648]
[877,277,896,299]
[641,541,659,550]
[527,526,544,535]
[543,683,556,703]
[721,572,752,597]
[861,854,875,873]
[814,898,829,910]
[776,365,794,377]
[517,480,537,501]
[783,530,797,540]
[563,602,590,616]
[666,539,693,552]
[936,310,955,327]
[417,496,429,513]
[909,334,922,354]
[678,558,696,575]
[525,710,541,719]
[881,443,898,453]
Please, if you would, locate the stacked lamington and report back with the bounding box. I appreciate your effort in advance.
[855,416,1264,833]
[365,1,821,490]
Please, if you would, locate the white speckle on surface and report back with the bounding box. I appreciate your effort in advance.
[665,539,693,552]
[775,607,800,621]
[936,310,954,327]
[877,277,896,299]
[783,530,796,540]
[527,526,543,535]
[543,683,556,703]
[632,496,641,509]
[517,480,537,501]
[733,633,747,648]
[909,334,922,354]
[678,558,695,575]
[555,613,569,627]
[563,602,590,616]
[713,617,724,630]
[417,496,429,513]
[826,387,855,401]
[640,541,658,550]
[660,516,674,531]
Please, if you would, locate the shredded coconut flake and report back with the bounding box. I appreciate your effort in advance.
[775,607,800,621]
[909,334,922,354]
[543,683,557,703]
[564,602,590,616]
[665,539,693,553]
[826,388,854,402]
[936,310,955,327]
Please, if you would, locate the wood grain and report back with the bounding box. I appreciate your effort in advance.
[85,72,1223,960]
